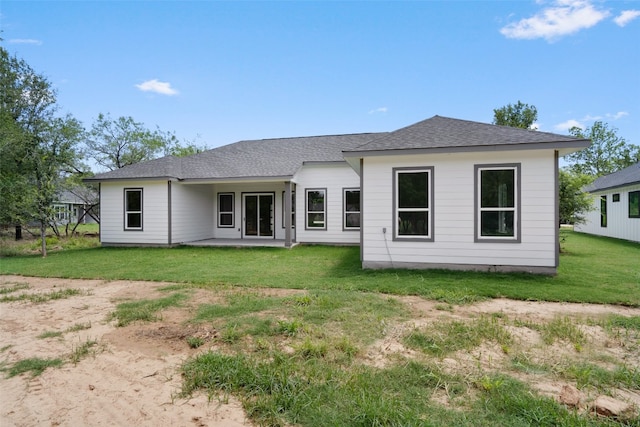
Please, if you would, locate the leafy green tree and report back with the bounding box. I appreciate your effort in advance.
[166,139,206,157]
[85,114,173,170]
[493,101,538,129]
[0,46,84,255]
[559,169,594,225]
[565,121,639,176]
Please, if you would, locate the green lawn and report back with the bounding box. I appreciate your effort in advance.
[1,230,638,306]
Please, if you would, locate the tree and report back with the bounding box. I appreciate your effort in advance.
[564,121,640,177]
[493,101,538,129]
[559,169,594,225]
[0,46,84,255]
[85,113,176,171]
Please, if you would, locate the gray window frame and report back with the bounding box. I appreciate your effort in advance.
[600,195,607,227]
[124,188,143,231]
[305,188,327,230]
[217,192,235,228]
[474,164,521,243]
[343,188,361,231]
[392,167,434,241]
[630,191,640,218]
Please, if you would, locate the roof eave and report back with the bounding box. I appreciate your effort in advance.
[83,176,180,183]
[180,175,295,184]
[343,139,591,158]
[586,179,640,193]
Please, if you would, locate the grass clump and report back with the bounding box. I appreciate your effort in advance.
[473,374,612,426]
[110,293,187,327]
[37,322,92,339]
[561,363,640,391]
[37,330,63,339]
[540,316,587,351]
[180,353,461,427]
[405,316,512,357]
[69,339,99,364]
[0,288,85,303]
[186,336,205,349]
[0,283,29,294]
[3,357,64,378]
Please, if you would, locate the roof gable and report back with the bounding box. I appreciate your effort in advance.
[585,162,640,192]
[344,115,589,155]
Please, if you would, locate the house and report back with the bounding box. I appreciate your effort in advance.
[573,162,640,243]
[86,115,589,274]
[52,189,98,225]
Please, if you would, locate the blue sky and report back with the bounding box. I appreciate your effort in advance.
[2,0,639,162]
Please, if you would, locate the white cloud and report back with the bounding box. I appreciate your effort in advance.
[554,111,628,132]
[500,0,610,41]
[135,79,179,96]
[8,38,43,45]
[368,107,388,114]
[554,119,584,132]
[614,10,640,27]
[606,111,629,120]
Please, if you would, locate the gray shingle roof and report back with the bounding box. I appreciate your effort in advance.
[87,133,385,182]
[344,115,588,154]
[86,115,591,183]
[584,162,640,192]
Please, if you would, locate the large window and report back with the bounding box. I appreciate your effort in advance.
[306,189,326,230]
[630,191,640,218]
[600,195,607,227]
[124,188,143,230]
[218,193,234,227]
[343,188,360,230]
[475,164,520,242]
[393,167,433,240]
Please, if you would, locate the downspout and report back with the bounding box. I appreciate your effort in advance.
[360,158,364,263]
[98,183,102,244]
[284,181,292,248]
[168,180,172,246]
[554,151,560,270]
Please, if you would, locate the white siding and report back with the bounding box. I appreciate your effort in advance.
[361,150,558,272]
[574,183,640,242]
[100,181,169,245]
[294,163,361,244]
[171,183,214,243]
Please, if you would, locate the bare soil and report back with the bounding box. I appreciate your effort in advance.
[1,275,639,426]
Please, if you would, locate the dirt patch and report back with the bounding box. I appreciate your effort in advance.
[1,275,639,425]
[0,276,249,427]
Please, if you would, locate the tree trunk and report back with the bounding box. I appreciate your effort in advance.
[15,225,22,241]
[40,222,47,258]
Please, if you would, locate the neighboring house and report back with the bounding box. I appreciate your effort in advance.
[86,115,589,274]
[574,162,640,243]
[52,190,98,225]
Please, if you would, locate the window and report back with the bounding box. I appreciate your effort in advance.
[613,193,620,202]
[306,189,326,230]
[282,191,295,228]
[343,188,360,230]
[124,188,143,230]
[393,167,433,240]
[475,164,520,242]
[218,193,234,227]
[629,191,639,218]
[600,195,607,227]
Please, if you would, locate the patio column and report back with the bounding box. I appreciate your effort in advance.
[284,180,292,248]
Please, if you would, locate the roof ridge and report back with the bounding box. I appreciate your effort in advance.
[240,132,387,143]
